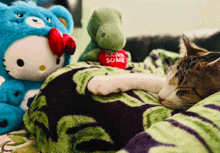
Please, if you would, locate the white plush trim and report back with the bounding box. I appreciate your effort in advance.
[0,76,5,86]
[20,89,40,112]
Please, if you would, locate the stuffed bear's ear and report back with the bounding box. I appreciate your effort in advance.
[0,3,8,12]
[50,5,74,34]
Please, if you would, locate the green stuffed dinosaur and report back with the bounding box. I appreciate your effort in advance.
[78,8,131,69]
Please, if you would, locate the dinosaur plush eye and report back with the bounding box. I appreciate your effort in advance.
[16,14,24,18]
[101,33,106,38]
[46,17,51,22]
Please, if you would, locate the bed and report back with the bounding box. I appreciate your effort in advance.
[1,49,219,153]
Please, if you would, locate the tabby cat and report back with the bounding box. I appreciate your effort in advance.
[88,35,220,110]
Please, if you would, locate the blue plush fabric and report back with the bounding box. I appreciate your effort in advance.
[0,1,74,135]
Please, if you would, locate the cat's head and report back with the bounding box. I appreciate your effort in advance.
[158,35,220,110]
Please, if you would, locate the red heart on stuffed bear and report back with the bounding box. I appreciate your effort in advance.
[98,49,127,69]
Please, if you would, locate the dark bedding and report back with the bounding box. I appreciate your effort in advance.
[23,49,220,153]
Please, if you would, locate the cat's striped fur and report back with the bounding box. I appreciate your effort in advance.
[158,35,220,110]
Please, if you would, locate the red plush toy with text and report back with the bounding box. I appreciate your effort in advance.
[98,49,128,69]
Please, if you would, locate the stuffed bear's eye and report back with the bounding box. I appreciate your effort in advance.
[16,14,24,18]
[17,59,24,67]
[56,58,60,65]
[46,17,51,22]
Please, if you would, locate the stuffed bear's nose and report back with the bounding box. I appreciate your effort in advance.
[33,19,38,22]
[39,65,46,71]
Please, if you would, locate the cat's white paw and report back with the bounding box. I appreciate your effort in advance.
[88,76,120,95]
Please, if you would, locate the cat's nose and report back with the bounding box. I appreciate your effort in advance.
[158,96,164,102]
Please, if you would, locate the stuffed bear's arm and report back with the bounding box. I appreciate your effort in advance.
[84,48,102,61]
[126,51,131,62]
[87,73,166,95]
[0,79,26,106]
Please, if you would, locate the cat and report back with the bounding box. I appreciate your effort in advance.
[88,35,220,110]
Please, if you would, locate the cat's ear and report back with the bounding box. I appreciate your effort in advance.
[207,58,220,69]
[180,34,208,57]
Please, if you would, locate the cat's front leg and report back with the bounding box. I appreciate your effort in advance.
[87,75,128,95]
[88,73,166,95]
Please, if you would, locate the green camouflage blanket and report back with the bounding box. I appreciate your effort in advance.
[23,49,220,153]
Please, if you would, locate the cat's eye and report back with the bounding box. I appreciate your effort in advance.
[16,14,24,18]
[176,90,189,97]
[46,17,51,22]
[175,73,179,77]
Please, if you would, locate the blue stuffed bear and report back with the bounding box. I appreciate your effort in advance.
[0,0,76,135]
